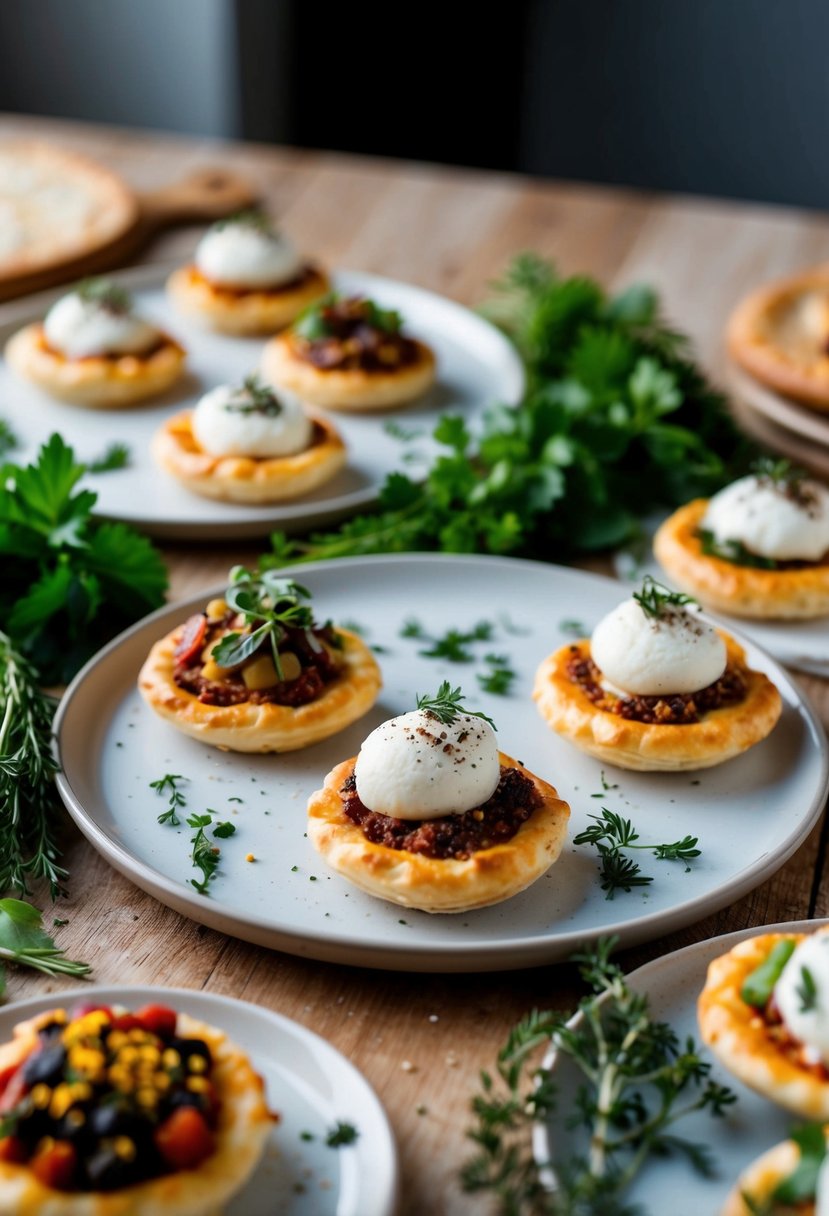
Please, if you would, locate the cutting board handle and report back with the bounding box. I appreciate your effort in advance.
[137,167,259,231]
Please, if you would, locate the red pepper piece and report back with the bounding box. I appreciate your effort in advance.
[0,1066,27,1113]
[174,614,208,666]
[31,1140,77,1189]
[135,1004,178,1038]
[154,1106,215,1169]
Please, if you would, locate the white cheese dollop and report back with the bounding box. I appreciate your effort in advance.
[774,931,829,1065]
[590,597,726,696]
[703,474,829,562]
[43,291,158,359]
[191,383,313,458]
[195,221,302,288]
[354,709,501,820]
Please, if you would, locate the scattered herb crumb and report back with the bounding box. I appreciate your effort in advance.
[300,1130,315,1142]
[212,821,236,839]
[150,773,187,826]
[53,918,69,927]
[326,1121,359,1147]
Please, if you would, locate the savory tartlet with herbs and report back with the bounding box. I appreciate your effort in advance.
[721,1124,828,1216]
[261,294,437,411]
[167,209,329,336]
[138,568,381,753]
[654,462,829,620]
[699,928,829,1120]
[533,578,781,771]
[151,374,346,504]
[0,1000,272,1213]
[5,278,186,408]
[307,683,570,913]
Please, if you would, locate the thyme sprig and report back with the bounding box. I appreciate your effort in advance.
[224,375,284,419]
[415,682,496,730]
[573,808,701,899]
[0,631,65,897]
[210,566,316,681]
[462,938,737,1214]
[632,575,697,619]
[150,773,187,827]
[75,277,132,314]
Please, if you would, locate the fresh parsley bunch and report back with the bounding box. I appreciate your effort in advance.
[265,255,753,567]
[0,434,167,683]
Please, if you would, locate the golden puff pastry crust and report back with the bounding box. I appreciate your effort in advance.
[5,322,186,408]
[306,752,570,913]
[167,264,330,336]
[720,1138,817,1216]
[727,268,829,410]
[261,331,436,411]
[533,633,781,772]
[0,1010,272,1216]
[138,626,381,753]
[698,932,829,1120]
[654,498,829,620]
[151,409,346,504]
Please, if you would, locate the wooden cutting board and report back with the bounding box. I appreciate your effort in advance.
[0,142,258,301]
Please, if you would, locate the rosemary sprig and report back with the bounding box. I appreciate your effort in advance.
[150,773,187,827]
[632,575,697,619]
[0,631,65,897]
[224,375,284,419]
[462,938,737,1214]
[415,682,496,730]
[573,808,701,899]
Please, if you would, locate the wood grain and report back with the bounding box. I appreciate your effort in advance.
[1,113,827,1216]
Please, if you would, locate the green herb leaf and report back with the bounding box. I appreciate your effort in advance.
[415,682,496,730]
[325,1121,359,1147]
[698,528,778,570]
[74,277,132,313]
[0,898,90,985]
[150,773,187,827]
[773,1123,827,1204]
[632,575,697,619]
[224,375,284,418]
[798,965,819,1013]
[212,821,236,839]
[85,442,131,474]
[573,807,701,899]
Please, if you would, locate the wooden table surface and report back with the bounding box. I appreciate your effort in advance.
[3,114,829,1215]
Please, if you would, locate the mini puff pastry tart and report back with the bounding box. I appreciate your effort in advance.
[720,1130,828,1216]
[307,686,570,913]
[138,568,381,753]
[6,278,186,408]
[533,579,781,772]
[0,999,273,1213]
[261,294,436,411]
[699,928,829,1121]
[654,468,829,620]
[167,210,329,335]
[151,375,346,504]
[727,267,829,410]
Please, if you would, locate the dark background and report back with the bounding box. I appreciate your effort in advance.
[1,0,827,209]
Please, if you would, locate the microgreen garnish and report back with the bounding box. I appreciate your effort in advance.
[462,937,737,1211]
[415,682,496,730]
[224,375,284,419]
[0,899,91,990]
[75,277,132,314]
[150,773,187,827]
[325,1121,359,1147]
[477,654,515,696]
[632,575,697,619]
[798,965,819,1013]
[589,770,619,797]
[213,207,274,234]
[0,631,65,897]
[419,623,493,662]
[212,821,236,839]
[85,442,131,474]
[187,813,225,895]
[573,808,701,899]
[698,529,778,570]
[210,566,315,681]
[752,456,808,489]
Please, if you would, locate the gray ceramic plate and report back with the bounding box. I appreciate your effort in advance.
[0,985,398,1216]
[535,920,829,1212]
[55,555,828,972]
[0,266,524,538]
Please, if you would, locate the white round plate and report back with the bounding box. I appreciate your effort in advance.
[729,365,829,449]
[0,265,524,539]
[535,919,828,1211]
[615,521,829,677]
[54,555,828,973]
[0,984,397,1216]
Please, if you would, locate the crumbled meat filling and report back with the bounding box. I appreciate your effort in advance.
[758,997,829,1081]
[566,649,747,724]
[173,611,342,707]
[293,297,418,372]
[339,765,541,860]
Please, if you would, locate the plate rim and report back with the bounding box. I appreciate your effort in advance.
[54,553,829,972]
[0,264,526,538]
[728,364,829,447]
[0,982,399,1216]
